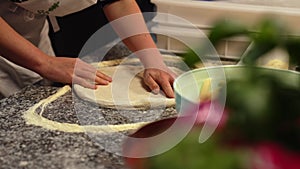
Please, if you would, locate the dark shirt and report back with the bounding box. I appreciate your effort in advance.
[98,0,120,7]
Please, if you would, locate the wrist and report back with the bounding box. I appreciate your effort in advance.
[135,48,166,69]
[32,53,53,76]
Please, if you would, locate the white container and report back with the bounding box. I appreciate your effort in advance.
[173,65,300,114]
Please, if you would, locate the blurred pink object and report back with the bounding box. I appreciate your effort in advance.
[252,142,300,169]
[187,100,228,129]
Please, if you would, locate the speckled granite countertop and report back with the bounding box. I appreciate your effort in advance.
[0,82,178,169]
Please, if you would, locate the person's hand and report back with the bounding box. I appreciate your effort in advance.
[143,66,177,98]
[39,57,112,89]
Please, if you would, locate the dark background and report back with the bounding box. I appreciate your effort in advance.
[48,0,156,57]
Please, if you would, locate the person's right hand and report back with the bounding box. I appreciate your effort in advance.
[38,56,112,89]
[143,65,177,98]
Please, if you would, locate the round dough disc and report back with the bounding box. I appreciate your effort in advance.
[74,65,183,110]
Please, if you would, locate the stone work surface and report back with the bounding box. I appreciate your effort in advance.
[0,83,177,169]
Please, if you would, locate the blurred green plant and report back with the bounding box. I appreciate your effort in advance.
[147,129,249,169]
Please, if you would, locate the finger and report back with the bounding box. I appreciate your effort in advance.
[94,75,110,85]
[159,79,175,98]
[96,71,112,82]
[72,76,97,89]
[75,59,110,81]
[144,74,160,94]
[168,74,175,85]
[74,59,112,82]
[74,68,95,80]
[75,69,111,84]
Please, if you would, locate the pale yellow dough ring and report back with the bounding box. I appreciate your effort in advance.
[23,85,150,133]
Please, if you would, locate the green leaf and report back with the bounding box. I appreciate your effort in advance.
[208,20,249,46]
[182,48,201,68]
[242,19,285,65]
[252,18,286,44]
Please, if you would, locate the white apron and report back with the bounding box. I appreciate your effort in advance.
[0,0,97,98]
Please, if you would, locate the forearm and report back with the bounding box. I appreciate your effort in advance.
[103,0,165,68]
[0,17,112,89]
[0,17,48,73]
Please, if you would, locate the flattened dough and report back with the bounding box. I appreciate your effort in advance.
[74,65,183,110]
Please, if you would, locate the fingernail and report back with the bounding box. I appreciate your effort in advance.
[170,93,175,98]
[152,88,160,94]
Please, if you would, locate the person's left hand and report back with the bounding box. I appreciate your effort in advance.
[39,56,112,89]
[143,66,177,98]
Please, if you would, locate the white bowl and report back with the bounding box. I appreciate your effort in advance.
[173,65,300,114]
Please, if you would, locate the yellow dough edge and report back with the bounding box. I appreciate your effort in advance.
[23,85,149,133]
